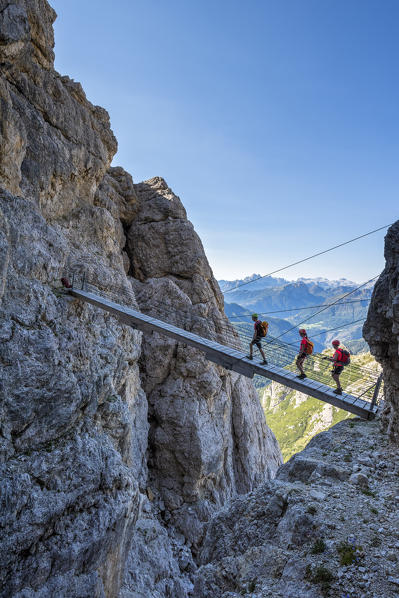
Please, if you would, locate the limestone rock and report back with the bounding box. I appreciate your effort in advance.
[364,220,399,442]
[0,2,144,594]
[120,500,193,598]
[349,472,369,488]
[0,190,144,597]
[0,0,116,218]
[125,177,282,548]
[0,2,283,596]
[309,489,326,501]
[95,167,138,226]
[193,419,399,598]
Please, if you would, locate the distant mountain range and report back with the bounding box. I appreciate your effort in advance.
[219,274,359,293]
[221,276,380,462]
[219,274,289,292]
[220,274,374,353]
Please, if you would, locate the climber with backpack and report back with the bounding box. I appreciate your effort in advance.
[247,314,268,365]
[323,339,350,395]
[296,328,314,379]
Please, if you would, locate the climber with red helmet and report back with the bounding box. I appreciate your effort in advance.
[296,328,309,379]
[323,339,345,395]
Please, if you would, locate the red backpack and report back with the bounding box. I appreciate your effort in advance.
[337,348,351,365]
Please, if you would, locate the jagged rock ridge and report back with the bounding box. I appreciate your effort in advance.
[2,2,398,597]
[193,418,399,598]
[364,221,399,443]
[0,2,281,597]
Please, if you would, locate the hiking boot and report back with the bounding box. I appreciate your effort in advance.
[260,359,267,365]
[333,388,343,395]
[297,374,306,380]
[246,355,253,360]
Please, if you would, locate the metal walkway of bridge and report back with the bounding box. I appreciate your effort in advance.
[69,288,379,420]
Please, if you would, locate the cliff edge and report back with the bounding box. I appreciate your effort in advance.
[364,221,399,443]
[0,2,281,597]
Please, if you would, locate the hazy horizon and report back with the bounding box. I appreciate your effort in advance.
[218,273,361,285]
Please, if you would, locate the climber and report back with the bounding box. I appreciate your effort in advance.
[246,314,267,365]
[296,328,311,379]
[323,340,345,395]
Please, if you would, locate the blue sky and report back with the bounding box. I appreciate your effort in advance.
[51,0,398,282]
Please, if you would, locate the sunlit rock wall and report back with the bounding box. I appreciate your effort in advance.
[364,220,399,443]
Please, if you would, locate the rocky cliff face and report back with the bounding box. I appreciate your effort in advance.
[364,221,399,443]
[126,178,280,546]
[0,2,281,597]
[193,417,399,598]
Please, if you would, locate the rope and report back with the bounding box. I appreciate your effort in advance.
[223,223,390,294]
[226,298,370,319]
[107,283,379,383]
[273,275,379,341]
[72,272,382,402]
[282,317,366,345]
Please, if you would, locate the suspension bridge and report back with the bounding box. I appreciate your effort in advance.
[61,223,391,421]
[63,279,382,421]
